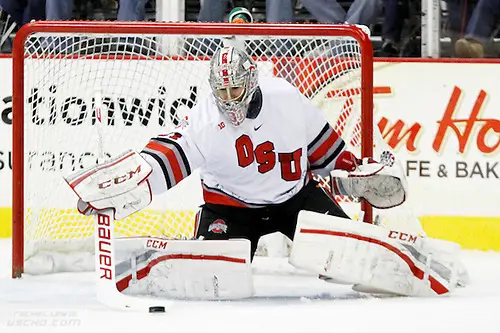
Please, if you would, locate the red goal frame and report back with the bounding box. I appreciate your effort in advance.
[11,21,374,278]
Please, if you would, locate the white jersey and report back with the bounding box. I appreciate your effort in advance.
[141,77,346,207]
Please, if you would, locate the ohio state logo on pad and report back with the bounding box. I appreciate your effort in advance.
[208,219,228,234]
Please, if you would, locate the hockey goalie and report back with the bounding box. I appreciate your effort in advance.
[65,46,467,303]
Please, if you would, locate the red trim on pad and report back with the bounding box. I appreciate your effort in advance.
[299,228,449,295]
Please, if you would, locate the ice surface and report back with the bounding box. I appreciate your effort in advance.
[1,238,499,333]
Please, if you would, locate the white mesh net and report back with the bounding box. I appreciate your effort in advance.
[15,23,422,275]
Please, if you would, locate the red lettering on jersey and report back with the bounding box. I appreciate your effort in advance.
[235,135,254,167]
[255,141,276,173]
[218,122,226,130]
[235,135,302,181]
[278,148,302,181]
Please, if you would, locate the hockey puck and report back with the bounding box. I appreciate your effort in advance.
[149,306,165,313]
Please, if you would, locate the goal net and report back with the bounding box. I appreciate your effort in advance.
[12,21,421,277]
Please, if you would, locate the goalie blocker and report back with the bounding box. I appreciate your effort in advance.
[65,149,153,220]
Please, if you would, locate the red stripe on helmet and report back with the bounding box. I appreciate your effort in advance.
[221,49,230,86]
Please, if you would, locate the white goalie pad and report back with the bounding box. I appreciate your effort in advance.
[289,211,462,297]
[114,237,253,300]
[64,150,153,220]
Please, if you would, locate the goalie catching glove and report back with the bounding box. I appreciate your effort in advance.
[64,150,153,220]
[331,151,407,209]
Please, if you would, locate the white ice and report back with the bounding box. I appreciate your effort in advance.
[1,238,499,333]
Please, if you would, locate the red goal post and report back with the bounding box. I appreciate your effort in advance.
[11,21,374,278]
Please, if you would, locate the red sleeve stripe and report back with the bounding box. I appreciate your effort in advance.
[310,138,345,170]
[308,126,345,167]
[155,136,191,174]
[141,150,172,189]
[308,123,330,150]
[143,141,185,186]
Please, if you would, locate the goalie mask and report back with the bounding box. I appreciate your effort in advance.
[209,46,258,126]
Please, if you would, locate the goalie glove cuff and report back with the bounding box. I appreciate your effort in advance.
[333,151,377,173]
[333,151,360,172]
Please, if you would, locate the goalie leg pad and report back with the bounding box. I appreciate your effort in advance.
[289,211,461,297]
[114,238,253,300]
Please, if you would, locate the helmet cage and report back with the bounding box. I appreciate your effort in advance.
[209,47,258,126]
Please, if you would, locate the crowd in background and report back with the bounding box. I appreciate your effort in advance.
[0,0,498,58]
